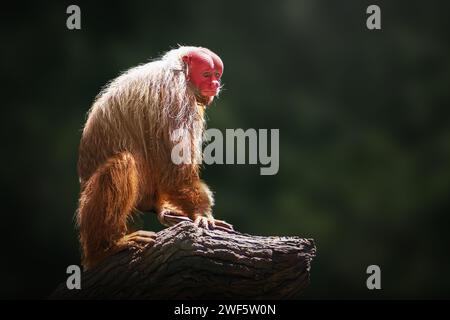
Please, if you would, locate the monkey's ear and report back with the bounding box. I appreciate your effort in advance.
[182,55,191,81]
[182,55,191,64]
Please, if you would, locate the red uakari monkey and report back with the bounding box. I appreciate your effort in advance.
[76,46,233,270]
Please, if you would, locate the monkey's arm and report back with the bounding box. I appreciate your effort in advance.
[157,181,233,231]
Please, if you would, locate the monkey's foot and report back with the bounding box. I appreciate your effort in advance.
[118,230,156,249]
[194,216,234,232]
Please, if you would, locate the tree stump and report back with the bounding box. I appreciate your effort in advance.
[51,221,316,299]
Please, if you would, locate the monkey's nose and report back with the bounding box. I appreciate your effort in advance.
[211,81,220,89]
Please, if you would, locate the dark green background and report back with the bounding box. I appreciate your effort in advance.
[1,0,450,299]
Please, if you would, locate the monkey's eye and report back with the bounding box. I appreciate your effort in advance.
[203,72,211,78]
[215,72,221,78]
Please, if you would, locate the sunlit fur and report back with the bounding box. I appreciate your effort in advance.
[77,46,216,269]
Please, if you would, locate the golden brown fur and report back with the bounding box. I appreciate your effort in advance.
[77,47,216,269]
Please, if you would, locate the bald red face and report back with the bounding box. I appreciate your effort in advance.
[183,49,223,104]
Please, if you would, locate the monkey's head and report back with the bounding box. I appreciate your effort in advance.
[182,48,223,106]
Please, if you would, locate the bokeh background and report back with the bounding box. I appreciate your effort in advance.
[1,0,450,299]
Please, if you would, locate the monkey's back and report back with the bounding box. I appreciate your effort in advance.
[79,101,167,184]
[78,54,207,195]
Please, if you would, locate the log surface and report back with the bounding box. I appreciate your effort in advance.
[51,221,316,299]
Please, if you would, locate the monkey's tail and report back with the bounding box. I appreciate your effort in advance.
[77,151,139,270]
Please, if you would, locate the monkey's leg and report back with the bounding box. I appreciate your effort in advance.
[157,180,234,231]
[77,152,156,270]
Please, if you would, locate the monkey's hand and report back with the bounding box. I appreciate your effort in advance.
[158,210,192,227]
[194,215,234,232]
[158,210,234,232]
[116,230,156,250]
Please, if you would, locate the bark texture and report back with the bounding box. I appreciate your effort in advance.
[51,221,316,299]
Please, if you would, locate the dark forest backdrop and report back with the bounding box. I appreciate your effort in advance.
[1,0,450,299]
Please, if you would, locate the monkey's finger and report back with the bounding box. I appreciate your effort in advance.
[201,217,210,230]
[194,216,202,227]
[131,236,156,244]
[213,225,236,233]
[195,217,209,229]
[164,213,192,222]
[214,219,234,230]
[208,219,216,230]
[164,214,192,225]
[132,230,157,239]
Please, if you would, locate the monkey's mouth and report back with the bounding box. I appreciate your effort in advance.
[201,90,219,97]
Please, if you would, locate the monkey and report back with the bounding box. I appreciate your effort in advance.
[76,46,233,270]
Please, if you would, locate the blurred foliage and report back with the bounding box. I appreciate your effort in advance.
[1,0,450,298]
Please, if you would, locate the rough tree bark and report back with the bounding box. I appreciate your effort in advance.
[51,221,316,299]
